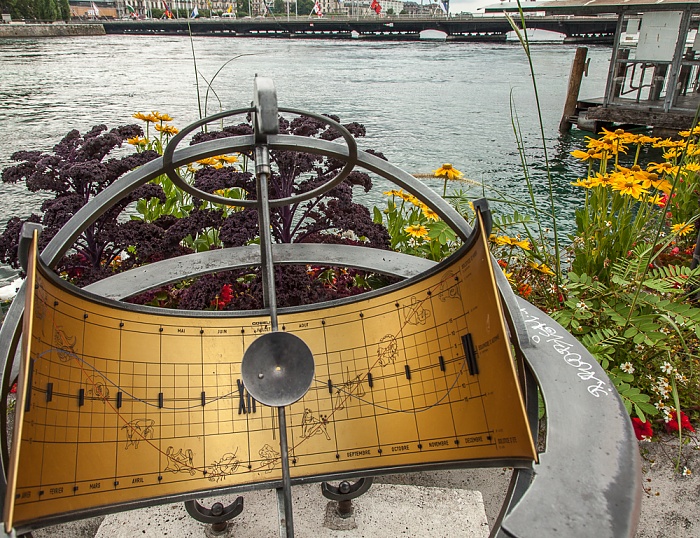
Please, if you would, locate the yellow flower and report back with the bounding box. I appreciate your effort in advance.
[679,126,700,137]
[126,136,147,146]
[611,177,648,199]
[588,173,614,188]
[653,138,685,149]
[217,154,238,164]
[571,177,596,189]
[684,162,700,173]
[671,222,694,237]
[383,189,414,203]
[662,148,681,160]
[627,134,659,145]
[571,149,602,161]
[405,224,429,238]
[493,236,531,251]
[599,127,626,142]
[133,111,157,123]
[154,124,179,136]
[433,163,463,181]
[502,268,514,283]
[528,261,555,276]
[652,179,673,195]
[152,111,173,122]
[422,207,439,221]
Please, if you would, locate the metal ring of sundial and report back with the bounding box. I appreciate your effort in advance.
[161,106,358,208]
[240,332,314,407]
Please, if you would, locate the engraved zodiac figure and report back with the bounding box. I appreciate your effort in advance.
[259,444,279,473]
[403,296,431,325]
[335,371,366,410]
[207,449,241,482]
[377,334,398,367]
[438,272,461,302]
[86,375,110,402]
[54,327,77,362]
[122,419,155,449]
[165,446,196,475]
[301,408,331,440]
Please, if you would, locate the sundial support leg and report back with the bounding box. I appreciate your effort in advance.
[184,497,244,532]
[276,406,294,538]
[321,477,373,518]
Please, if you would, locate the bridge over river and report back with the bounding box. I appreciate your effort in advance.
[102,15,618,43]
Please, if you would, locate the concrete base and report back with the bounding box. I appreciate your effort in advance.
[95,483,489,538]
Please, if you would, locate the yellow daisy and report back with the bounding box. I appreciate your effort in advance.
[154,124,179,136]
[571,177,596,188]
[132,111,157,123]
[405,224,429,238]
[433,163,463,181]
[126,136,147,146]
[422,207,439,221]
[528,261,555,276]
[671,222,694,237]
[571,149,602,161]
[152,111,173,122]
[612,178,648,199]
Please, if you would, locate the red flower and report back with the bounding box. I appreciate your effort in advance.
[211,284,234,310]
[518,283,532,298]
[9,382,17,394]
[497,259,508,268]
[632,417,653,440]
[665,410,695,433]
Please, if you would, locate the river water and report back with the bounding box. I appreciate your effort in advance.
[0,34,613,283]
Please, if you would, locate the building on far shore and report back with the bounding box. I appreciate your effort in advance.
[69,0,118,18]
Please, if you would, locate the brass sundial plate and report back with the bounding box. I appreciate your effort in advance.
[6,225,535,528]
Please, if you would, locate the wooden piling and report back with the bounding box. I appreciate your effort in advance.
[559,46,589,133]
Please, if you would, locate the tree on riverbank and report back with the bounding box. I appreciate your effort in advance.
[1,0,70,22]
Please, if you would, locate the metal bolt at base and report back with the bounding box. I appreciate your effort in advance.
[210,521,228,534]
[336,499,354,518]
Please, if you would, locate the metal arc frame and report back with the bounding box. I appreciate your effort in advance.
[0,89,642,537]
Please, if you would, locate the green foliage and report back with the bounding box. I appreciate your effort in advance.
[373,189,459,262]
[551,246,700,421]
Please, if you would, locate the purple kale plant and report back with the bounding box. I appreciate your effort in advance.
[0,124,173,285]
[0,113,392,309]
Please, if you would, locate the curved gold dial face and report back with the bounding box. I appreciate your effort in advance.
[7,226,535,528]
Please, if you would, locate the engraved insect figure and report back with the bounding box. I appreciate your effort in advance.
[335,369,366,410]
[165,446,196,475]
[301,408,331,440]
[259,444,280,473]
[438,272,461,302]
[122,419,155,449]
[377,334,398,367]
[207,449,241,482]
[54,327,77,362]
[403,296,431,325]
[86,375,110,402]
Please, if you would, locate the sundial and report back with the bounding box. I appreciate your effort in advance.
[0,78,642,537]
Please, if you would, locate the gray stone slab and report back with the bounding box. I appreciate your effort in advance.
[95,483,489,538]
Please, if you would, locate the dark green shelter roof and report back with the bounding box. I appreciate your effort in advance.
[492,0,700,15]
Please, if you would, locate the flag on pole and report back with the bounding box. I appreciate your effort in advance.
[125,2,135,13]
[227,4,233,12]
[439,0,449,14]
[162,0,173,18]
[312,0,322,16]
[191,5,199,17]
[370,0,381,14]
[91,1,100,16]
